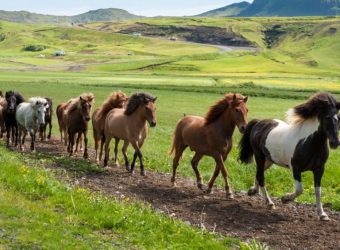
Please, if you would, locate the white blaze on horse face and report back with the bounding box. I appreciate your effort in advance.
[334,114,338,121]
[265,118,319,168]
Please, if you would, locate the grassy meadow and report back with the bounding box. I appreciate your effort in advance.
[0,16,340,248]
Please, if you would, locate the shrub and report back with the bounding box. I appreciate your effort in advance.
[23,44,47,52]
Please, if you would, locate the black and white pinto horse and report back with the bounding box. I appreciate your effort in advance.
[239,92,340,221]
[3,91,25,147]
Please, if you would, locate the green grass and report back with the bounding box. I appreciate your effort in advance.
[0,144,246,249]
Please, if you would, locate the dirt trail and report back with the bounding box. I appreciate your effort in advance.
[16,138,340,249]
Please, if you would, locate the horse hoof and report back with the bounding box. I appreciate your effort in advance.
[197,183,203,190]
[83,154,89,159]
[204,188,212,194]
[130,170,135,175]
[247,188,258,196]
[226,193,234,199]
[320,215,330,221]
[140,171,146,176]
[268,203,276,210]
[104,166,111,171]
[281,196,293,204]
[125,165,131,172]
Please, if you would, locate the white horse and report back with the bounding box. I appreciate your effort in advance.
[16,97,48,151]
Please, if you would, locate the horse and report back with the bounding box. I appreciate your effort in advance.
[104,92,157,176]
[63,93,94,158]
[170,93,248,199]
[0,91,6,138]
[92,91,128,164]
[239,92,340,221]
[39,97,53,141]
[56,97,77,144]
[3,91,25,147]
[16,97,48,151]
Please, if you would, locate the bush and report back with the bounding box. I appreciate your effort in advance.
[23,44,47,52]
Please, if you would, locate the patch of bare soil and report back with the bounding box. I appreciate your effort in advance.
[13,137,340,249]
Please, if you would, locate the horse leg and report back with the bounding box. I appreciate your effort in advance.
[6,125,10,147]
[94,132,99,163]
[69,132,75,157]
[12,126,15,146]
[214,154,233,199]
[313,167,329,221]
[47,121,52,140]
[99,136,105,163]
[113,138,120,166]
[253,155,275,209]
[130,151,138,175]
[206,164,220,194]
[170,145,187,187]
[103,137,112,167]
[122,140,130,171]
[248,160,273,196]
[83,132,88,159]
[75,133,81,153]
[29,128,35,152]
[18,126,22,151]
[191,153,204,189]
[131,142,146,176]
[281,168,303,203]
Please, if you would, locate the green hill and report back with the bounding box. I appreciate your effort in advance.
[0,8,141,24]
[197,1,250,17]
[239,0,340,16]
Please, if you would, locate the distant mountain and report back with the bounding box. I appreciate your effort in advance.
[239,0,340,16]
[198,1,251,17]
[0,8,141,24]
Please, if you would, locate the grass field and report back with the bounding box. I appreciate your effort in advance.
[0,16,340,248]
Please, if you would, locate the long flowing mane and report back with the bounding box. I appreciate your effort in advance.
[98,91,127,119]
[124,92,155,116]
[205,93,244,125]
[66,93,94,114]
[286,92,339,125]
[28,97,47,106]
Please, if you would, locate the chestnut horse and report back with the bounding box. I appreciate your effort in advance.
[104,92,157,176]
[56,97,77,144]
[58,93,94,158]
[92,91,128,164]
[170,93,248,198]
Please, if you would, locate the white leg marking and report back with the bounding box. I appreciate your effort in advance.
[315,186,329,221]
[260,186,275,209]
[282,180,303,203]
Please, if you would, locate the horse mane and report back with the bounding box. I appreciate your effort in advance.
[28,97,47,107]
[97,91,127,119]
[204,93,244,125]
[5,91,25,104]
[66,93,94,114]
[286,92,339,124]
[124,92,155,116]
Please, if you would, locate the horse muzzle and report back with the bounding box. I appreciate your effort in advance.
[329,139,339,149]
[149,121,157,128]
[238,124,247,134]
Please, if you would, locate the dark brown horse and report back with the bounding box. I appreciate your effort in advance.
[92,91,128,164]
[170,93,248,198]
[39,97,53,141]
[60,93,94,158]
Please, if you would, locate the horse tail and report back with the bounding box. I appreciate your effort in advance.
[239,119,259,164]
[170,120,184,157]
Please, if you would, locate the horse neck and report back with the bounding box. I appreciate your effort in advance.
[128,106,147,129]
[213,108,236,138]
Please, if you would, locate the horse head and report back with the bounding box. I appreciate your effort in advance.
[5,91,18,114]
[228,94,248,134]
[79,94,94,122]
[318,96,340,149]
[30,97,48,132]
[142,95,157,127]
[115,91,129,108]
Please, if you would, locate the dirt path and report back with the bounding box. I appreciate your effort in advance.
[16,138,340,249]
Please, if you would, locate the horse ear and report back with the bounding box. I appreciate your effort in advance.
[0,91,3,97]
[79,96,84,101]
[233,94,237,101]
[244,96,248,103]
[153,97,157,103]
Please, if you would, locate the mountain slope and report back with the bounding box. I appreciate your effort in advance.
[239,0,340,16]
[198,1,251,17]
[0,8,141,24]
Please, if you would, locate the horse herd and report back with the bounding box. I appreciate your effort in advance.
[0,90,339,221]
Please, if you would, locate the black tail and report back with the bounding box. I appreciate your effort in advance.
[239,119,259,164]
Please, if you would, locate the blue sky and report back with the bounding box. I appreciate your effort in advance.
[0,0,251,16]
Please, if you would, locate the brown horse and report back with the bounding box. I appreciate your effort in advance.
[104,92,157,176]
[59,93,94,158]
[170,93,248,198]
[92,91,128,164]
[56,97,77,145]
